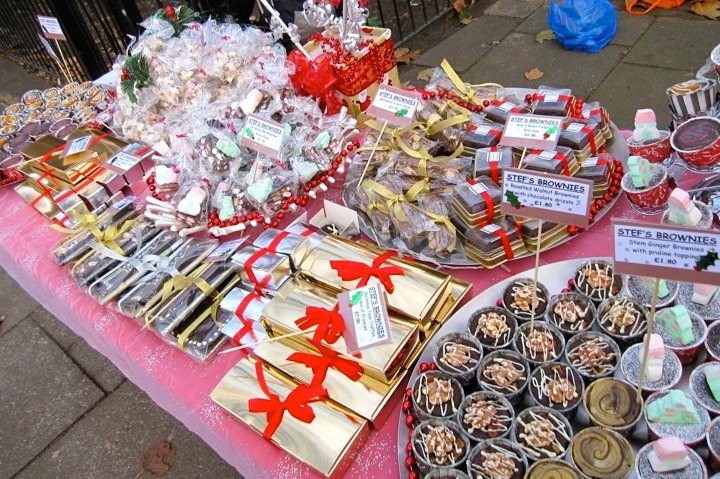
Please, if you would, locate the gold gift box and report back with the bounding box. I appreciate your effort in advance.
[53,188,91,222]
[254,337,411,427]
[61,129,128,166]
[211,356,369,479]
[253,228,311,271]
[15,179,60,219]
[300,236,451,325]
[262,277,419,383]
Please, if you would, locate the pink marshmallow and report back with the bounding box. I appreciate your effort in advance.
[648,334,664,359]
[635,109,657,125]
[654,437,686,461]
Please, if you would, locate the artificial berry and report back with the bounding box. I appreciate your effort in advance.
[429,91,436,99]
[590,206,598,215]
[496,298,503,307]
[301,194,309,201]
[327,169,335,177]
[151,192,159,198]
[610,186,619,195]
[419,363,429,372]
[595,199,605,210]
[408,471,419,479]
[340,150,348,157]
[405,415,416,427]
[402,400,412,413]
[405,457,415,469]
[148,185,156,191]
[568,278,575,287]
[603,192,612,202]
[311,180,318,187]
[405,442,413,454]
[230,217,239,225]
[422,93,428,100]
[147,176,154,185]
[588,214,595,224]
[263,224,271,229]
[256,216,264,223]
[303,185,311,192]
[352,139,360,147]
[561,288,570,293]
[280,203,289,210]
[483,100,490,107]
[568,226,578,235]
[405,388,413,398]
[346,144,354,151]
[428,363,436,370]
[438,90,445,98]
[277,212,285,219]
[239,215,247,223]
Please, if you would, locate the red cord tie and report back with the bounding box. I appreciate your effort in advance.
[295,304,345,345]
[287,343,363,387]
[329,251,404,294]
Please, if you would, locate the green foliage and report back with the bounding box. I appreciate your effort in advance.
[695,251,719,271]
[120,53,152,104]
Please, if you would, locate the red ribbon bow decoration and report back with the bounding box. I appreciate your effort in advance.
[329,251,404,294]
[295,304,345,345]
[247,361,327,441]
[288,343,364,386]
[287,50,343,116]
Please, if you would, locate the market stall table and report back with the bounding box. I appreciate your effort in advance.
[0,161,708,478]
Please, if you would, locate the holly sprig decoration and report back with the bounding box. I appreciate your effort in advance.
[694,250,719,271]
[120,53,152,104]
[505,190,524,209]
[156,5,199,36]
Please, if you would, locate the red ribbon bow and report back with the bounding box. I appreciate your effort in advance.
[329,251,404,294]
[295,304,345,345]
[244,248,274,293]
[247,361,326,441]
[287,344,364,386]
[231,292,263,345]
[287,50,343,115]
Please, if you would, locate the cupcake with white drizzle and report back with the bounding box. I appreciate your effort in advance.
[565,331,621,384]
[466,438,527,479]
[434,333,484,386]
[456,391,514,442]
[501,279,549,322]
[513,322,565,369]
[468,306,516,351]
[477,350,529,406]
[573,260,623,303]
[546,292,596,337]
[529,362,584,420]
[412,371,465,421]
[512,406,573,462]
[412,419,470,476]
[597,295,649,348]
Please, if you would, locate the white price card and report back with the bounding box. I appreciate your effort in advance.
[106,151,140,171]
[499,114,563,150]
[63,135,91,157]
[240,115,284,159]
[338,283,393,354]
[37,15,65,40]
[366,85,422,128]
[613,219,720,283]
[500,168,593,227]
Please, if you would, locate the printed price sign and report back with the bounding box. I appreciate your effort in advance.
[240,115,284,159]
[613,219,720,283]
[37,15,65,40]
[37,34,59,61]
[500,168,593,227]
[105,151,140,172]
[366,85,421,127]
[338,283,393,354]
[62,135,91,157]
[499,114,563,150]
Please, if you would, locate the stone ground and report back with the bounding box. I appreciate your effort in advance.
[0,1,717,477]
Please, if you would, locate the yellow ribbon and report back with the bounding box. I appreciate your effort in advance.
[161,273,216,304]
[176,312,210,351]
[419,207,457,252]
[441,58,478,104]
[362,180,408,222]
[51,214,133,256]
[405,178,431,202]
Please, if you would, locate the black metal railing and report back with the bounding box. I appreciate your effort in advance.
[0,0,448,84]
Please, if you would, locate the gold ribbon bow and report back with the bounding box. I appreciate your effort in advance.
[362,180,408,222]
[52,214,134,256]
[161,274,216,304]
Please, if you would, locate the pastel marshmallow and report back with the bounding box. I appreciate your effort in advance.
[647,390,700,425]
[706,364,720,402]
[638,276,670,298]
[648,437,690,472]
[628,155,655,188]
[692,283,718,306]
[633,109,661,142]
[657,305,694,346]
[667,188,703,226]
[646,333,664,383]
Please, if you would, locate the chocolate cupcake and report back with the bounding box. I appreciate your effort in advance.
[468,307,516,351]
[412,371,465,421]
[571,427,634,479]
[456,391,514,442]
[546,292,596,336]
[654,310,707,364]
[502,279,549,322]
[434,333,484,385]
[644,390,710,447]
[513,322,565,368]
[425,468,470,479]
[621,343,682,397]
[565,331,620,383]
[512,406,573,462]
[596,296,649,347]
[707,321,720,363]
[573,260,623,303]
[708,417,720,473]
[466,438,527,479]
[529,363,584,419]
[635,441,707,479]
[583,378,643,437]
[688,362,720,416]
[525,459,581,479]
[412,419,470,476]
[477,350,529,406]
[626,276,679,310]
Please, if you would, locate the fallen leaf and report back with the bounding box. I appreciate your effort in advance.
[460,15,475,25]
[141,442,176,477]
[453,0,467,12]
[400,11,410,20]
[395,48,421,64]
[535,29,557,43]
[458,9,472,20]
[524,67,544,81]
[417,68,435,82]
[366,16,382,27]
[691,0,720,19]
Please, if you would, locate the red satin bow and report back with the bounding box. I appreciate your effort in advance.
[287,344,364,386]
[287,50,343,115]
[329,251,404,294]
[295,304,345,345]
[247,361,326,441]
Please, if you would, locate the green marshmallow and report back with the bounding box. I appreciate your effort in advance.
[219,196,235,221]
[706,365,720,402]
[247,177,273,204]
[217,138,241,158]
[312,131,331,149]
[647,390,700,424]
[657,305,694,345]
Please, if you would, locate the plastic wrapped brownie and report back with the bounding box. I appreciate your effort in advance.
[454,177,502,215]
[532,86,573,117]
[522,150,569,175]
[575,155,610,184]
[559,121,601,151]
[474,146,514,184]
[462,118,504,149]
[483,95,529,124]
[464,217,520,253]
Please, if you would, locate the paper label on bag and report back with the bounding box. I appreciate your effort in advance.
[366,85,421,128]
[37,15,65,40]
[500,168,593,227]
[582,157,599,168]
[112,195,136,210]
[63,136,91,157]
[488,151,501,163]
[566,123,584,133]
[106,151,140,171]
[338,283,393,353]
[538,150,557,161]
[207,238,246,263]
[469,181,488,196]
[613,219,720,283]
[499,114,562,150]
[480,224,501,235]
[240,115,284,159]
[498,102,514,112]
[542,93,560,103]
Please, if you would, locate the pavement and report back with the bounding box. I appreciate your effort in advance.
[0,1,717,477]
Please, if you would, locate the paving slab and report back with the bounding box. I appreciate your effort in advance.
[30,305,78,351]
[623,17,719,71]
[414,15,517,73]
[398,64,435,87]
[590,63,695,130]
[517,7,654,47]
[464,32,626,99]
[484,0,545,18]
[16,382,241,479]
[0,320,104,478]
[68,339,126,393]
[0,59,51,109]
[0,267,41,337]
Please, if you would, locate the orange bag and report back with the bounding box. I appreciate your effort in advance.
[626,0,686,14]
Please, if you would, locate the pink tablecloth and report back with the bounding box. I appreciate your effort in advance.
[0,163,704,479]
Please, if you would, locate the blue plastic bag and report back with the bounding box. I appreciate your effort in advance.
[548,0,617,53]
